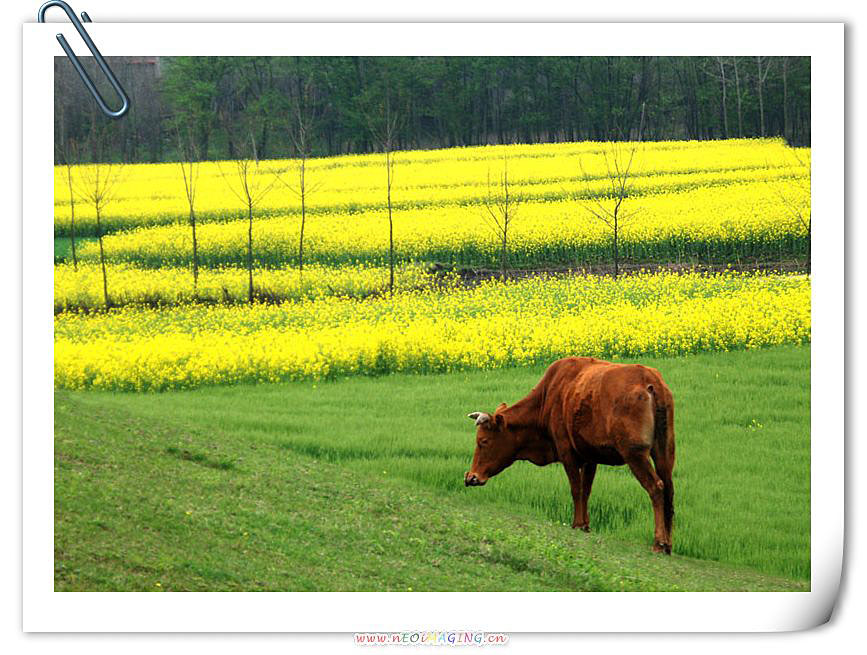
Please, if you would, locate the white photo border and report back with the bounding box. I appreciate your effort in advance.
[23,22,844,632]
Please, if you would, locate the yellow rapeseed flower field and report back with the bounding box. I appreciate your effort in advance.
[54,139,811,391]
[58,138,809,268]
[54,261,444,312]
[77,179,808,270]
[56,139,808,222]
[54,271,810,391]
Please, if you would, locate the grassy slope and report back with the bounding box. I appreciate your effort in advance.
[55,346,810,591]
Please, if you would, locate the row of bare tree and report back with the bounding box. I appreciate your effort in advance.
[58,97,809,312]
[481,101,810,278]
[56,127,120,308]
[57,81,403,308]
[482,106,648,280]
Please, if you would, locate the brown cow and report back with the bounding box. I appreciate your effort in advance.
[464,357,675,554]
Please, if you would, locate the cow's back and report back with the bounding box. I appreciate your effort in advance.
[537,357,671,464]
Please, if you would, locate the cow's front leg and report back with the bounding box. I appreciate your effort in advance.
[561,455,589,531]
[580,462,597,531]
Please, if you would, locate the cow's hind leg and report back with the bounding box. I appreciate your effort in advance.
[580,462,597,532]
[624,448,671,554]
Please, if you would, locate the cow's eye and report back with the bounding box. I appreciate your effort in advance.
[478,438,489,447]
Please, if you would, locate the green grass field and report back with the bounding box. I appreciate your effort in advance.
[55,345,810,591]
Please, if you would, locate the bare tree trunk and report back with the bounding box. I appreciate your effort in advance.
[247,200,254,303]
[806,221,811,273]
[285,76,316,287]
[782,57,789,142]
[387,147,394,295]
[176,133,200,300]
[605,57,613,139]
[581,103,644,280]
[365,81,400,294]
[190,205,199,295]
[219,143,275,304]
[226,129,236,159]
[733,57,743,137]
[299,158,306,283]
[501,173,509,278]
[613,214,618,279]
[717,57,729,139]
[481,157,519,279]
[756,57,766,137]
[65,163,78,271]
[758,84,765,137]
[95,205,109,308]
[259,120,269,160]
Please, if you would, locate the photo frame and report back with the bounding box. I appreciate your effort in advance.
[25,21,843,632]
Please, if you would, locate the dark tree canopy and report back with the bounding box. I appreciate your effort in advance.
[54,55,810,164]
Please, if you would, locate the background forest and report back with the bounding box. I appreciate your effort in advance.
[54,55,810,164]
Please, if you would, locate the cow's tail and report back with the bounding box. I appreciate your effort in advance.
[650,388,668,458]
[647,381,675,536]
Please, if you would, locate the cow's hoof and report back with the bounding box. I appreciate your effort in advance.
[652,541,672,555]
[581,525,591,533]
[572,522,589,531]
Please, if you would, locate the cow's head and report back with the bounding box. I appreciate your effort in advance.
[464,403,521,487]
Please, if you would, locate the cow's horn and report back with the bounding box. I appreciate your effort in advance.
[468,412,491,425]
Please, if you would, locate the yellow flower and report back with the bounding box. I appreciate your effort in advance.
[54,271,810,391]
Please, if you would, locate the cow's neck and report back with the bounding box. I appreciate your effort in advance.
[504,384,545,429]
[503,387,558,464]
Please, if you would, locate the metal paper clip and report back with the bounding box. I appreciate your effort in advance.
[38,0,130,119]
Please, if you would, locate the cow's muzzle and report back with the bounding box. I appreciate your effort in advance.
[464,472,486,487]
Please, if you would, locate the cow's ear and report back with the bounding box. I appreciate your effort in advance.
[493,403,508,429]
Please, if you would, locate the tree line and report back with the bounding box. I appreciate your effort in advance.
[54,55,810,164]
